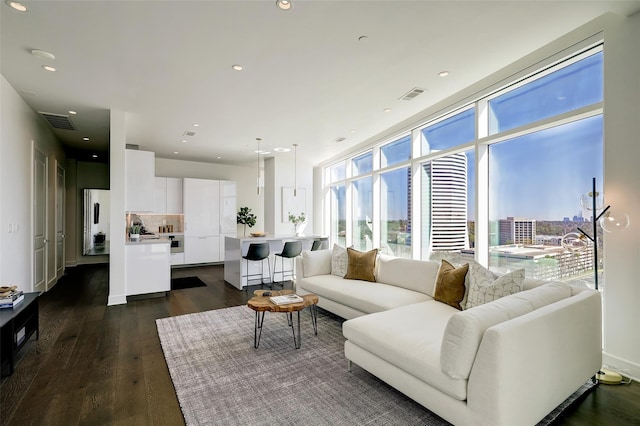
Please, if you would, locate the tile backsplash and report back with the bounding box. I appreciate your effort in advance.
[127,214,184,233]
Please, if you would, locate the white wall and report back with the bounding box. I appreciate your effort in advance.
[601,11,640,381]
[265,155,315,236]
[0,75,66,292]
[313,12,640,380]
[155,157,264,236]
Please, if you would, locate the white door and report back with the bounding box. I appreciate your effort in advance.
[33,148,48,293]
[54,163,65,285]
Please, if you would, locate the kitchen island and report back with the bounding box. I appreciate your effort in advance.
[224,235,328,290]
[125,238,171,297]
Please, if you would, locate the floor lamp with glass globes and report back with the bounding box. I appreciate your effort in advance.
[561,177,630,385]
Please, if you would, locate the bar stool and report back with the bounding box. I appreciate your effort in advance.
[272,241,302,286]
[242,243,271,291]
[311,240,324,251]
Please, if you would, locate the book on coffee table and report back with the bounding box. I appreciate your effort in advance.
[269,294,304,305]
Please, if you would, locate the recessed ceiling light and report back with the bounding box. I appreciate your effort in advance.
[92,154,98,158]
[192,124,199,127]
[181,140,187,143]
[438,71,449,77]
[350,129,357,134]
[383,108,391,113]
[276,0,292,10]
[31,49,55,61]
[273,147,291,152]
[174,151,179,154]
[68,110,77,115]
[42,65,56,72]
[83,137,90,141]
[232,64,244,71]
[255,150,271,154]
[217,156,222,159]
[6,1,27,12]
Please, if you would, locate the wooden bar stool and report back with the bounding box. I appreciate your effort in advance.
[242,243,271,291]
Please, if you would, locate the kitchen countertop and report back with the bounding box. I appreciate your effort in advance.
[125,237,171,245]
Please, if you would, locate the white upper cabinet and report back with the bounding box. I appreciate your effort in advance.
[125,149,155,212]
[154,177,183,214]
[183,178,220,236]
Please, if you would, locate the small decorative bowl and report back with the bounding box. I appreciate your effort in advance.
[250,232,267,237]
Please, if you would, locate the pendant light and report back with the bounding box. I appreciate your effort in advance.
[293,144,298,196]
[256,138,262,195]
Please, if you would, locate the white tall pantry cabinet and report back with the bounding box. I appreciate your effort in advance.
[154,177,183,214]
[183,178,235,264]
[219,181,237,256]
[125,149,155,212]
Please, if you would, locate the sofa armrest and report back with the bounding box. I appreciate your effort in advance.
[467,290,602,426]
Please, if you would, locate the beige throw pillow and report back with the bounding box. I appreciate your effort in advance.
[464,260,525,309]
[344,248,378,282]
[331,244,348,277]
[434,260,469,310]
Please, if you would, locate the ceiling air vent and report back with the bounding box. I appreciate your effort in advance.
[183,131,196,137]
[335,137,346,143]
[399,87,426,101]
[39,112,76,130]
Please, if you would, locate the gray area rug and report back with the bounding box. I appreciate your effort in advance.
[156,306,595,426]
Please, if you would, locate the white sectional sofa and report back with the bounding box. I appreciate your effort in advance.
[295,248,602,426]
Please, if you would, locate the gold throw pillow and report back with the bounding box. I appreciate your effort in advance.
[434,259,469,310]
[344,248,378,282]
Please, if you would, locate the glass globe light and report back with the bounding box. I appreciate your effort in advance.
[561,232,589,252]
[600,211,630,233]
[580,191,604,211]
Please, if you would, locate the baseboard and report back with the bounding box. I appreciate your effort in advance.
[107,294,127,306]
[602,351,639,382]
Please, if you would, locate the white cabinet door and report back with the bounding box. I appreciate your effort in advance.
[183,178,220,236]
[125,242,170,295]
[154,177,167,214]
[220,181,237,235]
[171,252,185,265]
[125,149,155,212]
[185,236,220,263]
[166,177,183,214]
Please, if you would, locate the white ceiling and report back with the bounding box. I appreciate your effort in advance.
[2,1,640,166]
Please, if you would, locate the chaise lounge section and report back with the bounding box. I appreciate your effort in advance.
[295,248,602,426]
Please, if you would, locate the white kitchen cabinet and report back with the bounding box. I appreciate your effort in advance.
[183,178,220,236]
[154,177,183,214]
[125,240,170,296]
[219,181,237,260]
[125,149,155,212]
[171,252,185,265]
[185,236,220,264]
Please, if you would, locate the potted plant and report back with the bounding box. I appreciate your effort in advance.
[288,211,306,236]
[130,224,142,241]
[237,207,257,237]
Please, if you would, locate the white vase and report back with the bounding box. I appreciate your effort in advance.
[295,223,306,236]
[130,233,140,241]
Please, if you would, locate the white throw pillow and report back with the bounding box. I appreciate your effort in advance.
[331,244,348,277]
[302,250,332,277]
[464,260,525,309]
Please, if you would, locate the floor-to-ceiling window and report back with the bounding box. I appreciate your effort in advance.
[322,45,603,287]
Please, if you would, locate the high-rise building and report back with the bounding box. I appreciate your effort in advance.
[498,216,536,245]
[422,153,468,251]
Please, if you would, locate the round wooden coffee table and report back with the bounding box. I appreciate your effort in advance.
[247,289,319,349]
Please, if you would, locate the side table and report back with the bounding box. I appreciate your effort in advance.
[247,289,318,349]
[0,292,40,376]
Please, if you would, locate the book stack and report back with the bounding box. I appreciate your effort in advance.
[270,294,304,305]
[0,286,24,309]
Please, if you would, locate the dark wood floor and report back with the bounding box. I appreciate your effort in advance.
[1,264,638,425]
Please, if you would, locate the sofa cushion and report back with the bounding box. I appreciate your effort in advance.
[298,274,431,314]
[434,260,469,310]
[376,255,440,296]
[343,301,468,401]
[464,261,525,309]
[301,249,332,277]
[344,248,378,282]
[331,244,348,277]
[441,282,573,380]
